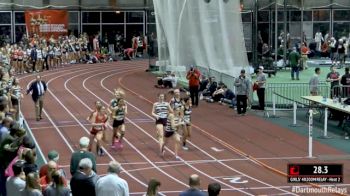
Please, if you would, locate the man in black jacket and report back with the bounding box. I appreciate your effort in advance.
[27,75,47,121]
[70,158,99,196]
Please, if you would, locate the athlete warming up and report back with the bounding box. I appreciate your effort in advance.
[151,93,173,156]
[87,101,108,156]
[111,98,127,150]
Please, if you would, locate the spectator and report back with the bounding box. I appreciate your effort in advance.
[309,67,321,96]
[95,161,129,196]
[43,170,70,196]
[21,172,42,196]
[0,116,13,144]
[202,77,217,98]
[255,66,266,110]
[70,137,96,176]
[289,47,300,80]
[40,160,67,191]
[219,85,236,108]
[186,65,201,107]
[22,149,38,176]
[326,65,340,98]
[198,75,209,99]
[341,67,350,97]
[6,161,26,196]
[234,69,251,116]
[179,174,206,196]
[208,182,221,196]
[70,158,99,196]
[208,83,225,103]
[39,150,61,178]
[156,72,177,89]
[300,43,310,70]
[145,178,161,196]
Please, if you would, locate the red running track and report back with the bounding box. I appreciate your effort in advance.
[19,61,350,196]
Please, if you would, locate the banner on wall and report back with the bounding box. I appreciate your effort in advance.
[25,10,68,38]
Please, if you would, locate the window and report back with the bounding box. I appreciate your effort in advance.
[82,25,100,36]
[0,12,11,24]
[313,23,330,35]
[334,10,350,21]
[69,12,79,24]
[290,11,301,22]
[82,12,100,23]
[125,24,143,47]
[68,25,79,37]
[313,10,330,21]
[241,12,251,23]
[258,11,269,22]
[102,12,124,23]
[15,12,25,24]
[333,22,350,39]
[147,10,156,23]
[303,11,312,21]
[126,12,143,23]
[15,25,26,43]
[0,25,11,45]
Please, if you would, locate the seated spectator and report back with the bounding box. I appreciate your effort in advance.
[145,178,161,196]
[21,172,42,196]
[70,158,99,196]
[208,182,221,196]
[220,85,236,108]
[179,174,206,196]
[6,161,26,196]
[156,72,177,89]
[22,149,38,176]
[70,137,96,176]
[207,83,225,103]
[202,77,217,98]
[43,170,70,196]
[95,161,129,196]
[199,75,209,93]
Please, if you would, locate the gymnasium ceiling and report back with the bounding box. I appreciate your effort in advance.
[0,0,349,10]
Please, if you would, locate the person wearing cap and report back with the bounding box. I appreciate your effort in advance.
[70,137,96,176]
[95,161,129,196]
[289,47,301,80]
[186,65,201,107]
[255,66,266,110]
[39,150,60,178]
[234,69,251,116]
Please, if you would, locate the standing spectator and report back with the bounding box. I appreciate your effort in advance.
[93,35,100,52]
[39,150,60,178]
[21,172,42,196]
[70,158,99,196]
[6,161,26,196]
[22,149,38,176]
[144,179,161,196]
[300,43,310,70]
[43,170,70,196]
[341,67,350,97]
[326,65,341,97]
[337,39,346,68]
[234,69,251,116]
[255,66,266,110]
[309,67,321,96]
[0,116,13,144]
[30,45,37,73]
[70,137,96,176]
[95,161,129,196]
[208,182,221,196]
[289,47,300,80]
[26,75,47,121]
[179,174,206,196]
[329,37,338,65]
[186,66,201,107]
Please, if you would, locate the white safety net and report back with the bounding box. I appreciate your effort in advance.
[153,0,249,84]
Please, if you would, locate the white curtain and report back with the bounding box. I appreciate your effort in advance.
[153,0,249,80]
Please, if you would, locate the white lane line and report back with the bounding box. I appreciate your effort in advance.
[102,72,297,195]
